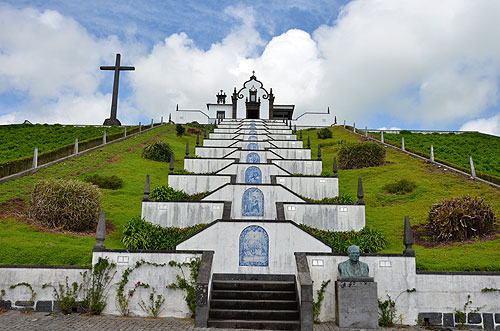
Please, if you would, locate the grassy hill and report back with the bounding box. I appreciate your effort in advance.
[0,124,499,271]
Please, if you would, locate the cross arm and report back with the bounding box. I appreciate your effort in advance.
[100,66,135,70]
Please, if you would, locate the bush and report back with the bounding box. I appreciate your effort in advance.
[304,194,354,204]
[122,216,207,250]
[142,141,172,162]
[149,185,208,201]
[85,174,123,190]
[176,124,185,136]
[426,196,497,242]
[317,128,333,139]
[338,142,386,169]
[384,179,416,194]
[300,225,388,253]
[29,179,101,232]
[186,127,202,135]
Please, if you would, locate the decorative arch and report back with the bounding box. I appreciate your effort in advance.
[247,142,259,150]
[245,166,262,184]
[242,187,264,217]
[246,152,260,163]
[249,130,257,134]
[248,136,258,141]
[239,225,269,266]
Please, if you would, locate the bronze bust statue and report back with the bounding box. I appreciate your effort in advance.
[338,245,369,278]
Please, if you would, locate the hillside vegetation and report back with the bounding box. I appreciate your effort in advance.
[0,124,499,271]
[0,124,128,162]
[370,131,500,178]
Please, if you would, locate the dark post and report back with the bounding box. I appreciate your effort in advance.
[300,130,302,140]
[168,113,172,123]
[196,134,200,146]
[185,142,189,157]
[204,127,207,138]
[169,154,175,174]
[143,174,150,201]
[334,115,337,125]
[94,210,106,251]
[317,144,322,160]
[101,53,135,126]
[357,177,365,205]
[307,136,311,149]
[403,216,416,256]
[333,157,338,178]
[289,121,292,129]
[294,125,297,134]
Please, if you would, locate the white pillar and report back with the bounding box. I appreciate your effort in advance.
[381,131,384,143]
[402,136,405,151]
[161,116,163,124]
[124,127,127,137]
[470,156,476,178]
[74,138,79,154]
[430,145,434,162]
[343,120,346,128]
[151,119,154,128]
[103,131,107,144]
[139,122,142,132]
[365,126,368,137]
[33,148,38,169]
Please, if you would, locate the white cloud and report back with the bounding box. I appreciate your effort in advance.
[2,1,500,130]
[460,114,500,136]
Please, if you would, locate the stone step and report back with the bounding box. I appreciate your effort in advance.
[211,290,296,301]
[209,308,299,321]
[212,279,295,291]
[207,319,301,330]
[210,299,298,310]
[213,273,295,282]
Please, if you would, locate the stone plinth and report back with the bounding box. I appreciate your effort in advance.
[336,278,378,329]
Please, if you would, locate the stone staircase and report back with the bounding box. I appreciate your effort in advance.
[208,273,300,330]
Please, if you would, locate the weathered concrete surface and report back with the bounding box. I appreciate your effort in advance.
[216,164,291,184]
[276,176,338,200]
[184,158,235,173]
[336,280,378,329]
[272,159,322,175]
[283,203,365,231]
[168,174,232,194]
[142,201,225,227]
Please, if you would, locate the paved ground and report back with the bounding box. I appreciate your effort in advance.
[0,310,432,331]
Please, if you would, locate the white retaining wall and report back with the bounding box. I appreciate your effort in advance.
[142,201,225,227]
[176,221,332,275]
[184,158,235,173]
[272,159,322,175]
[92,251,201,317]
[275,176,338,200]
[283,203,365,231]
[168,174,232,194]
[268,148,311,159]
[270,140,304,148]
[195,147,238,158]
[202,139,236,147]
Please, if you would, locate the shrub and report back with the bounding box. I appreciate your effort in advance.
[317,128,333,139]
[176,124,185,136]
[85,174,123,190]
[338,142,386,169]
[378,295,396,327]
[121,216,207,250]
[300,225,388,253]
[149,185,208,201]
[426,196,497,242]
[142,141,172,162]
[304,194,354,204]
[186,127,201,135]
[29,179,101,232]
[384,179,416,194]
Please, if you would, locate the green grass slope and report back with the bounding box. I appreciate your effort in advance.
[0,125,499,271]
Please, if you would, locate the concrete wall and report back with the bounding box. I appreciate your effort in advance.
[275,176,338,200]
[142,201,225,227]
[184,158,235,173]
[0,266,87,312]
[270,140,304,148]
[305,254,500,326]
[92,251,201,317]
[222,150,283,163]
[168,174,232,194]
[216,164,291,183]
[175,110,209,124]
[269,148,311,160]
[195,147,238,158]
[202,139,236,147]
[209,133,238,139]
[177,221,332,275]
[202,184,304,219]
[272,159,322,175]
[292,112,334,127]
[283,203,365,231]
[233,141,273,149]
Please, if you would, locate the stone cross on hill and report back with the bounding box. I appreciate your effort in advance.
[101,53,135,126]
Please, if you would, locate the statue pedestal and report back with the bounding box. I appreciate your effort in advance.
[336,277,378,329]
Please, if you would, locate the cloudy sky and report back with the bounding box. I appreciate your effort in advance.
[1,0,500,135]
